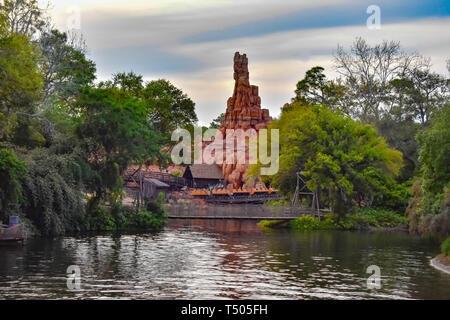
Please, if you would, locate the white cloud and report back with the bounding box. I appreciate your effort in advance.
[160,18,450,125]
[45,1,450,126]
[48,0,351,49]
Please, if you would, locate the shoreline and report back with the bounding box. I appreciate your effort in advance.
[430,254,450,274]
[368,225,409,233]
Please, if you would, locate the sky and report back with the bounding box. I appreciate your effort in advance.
[46,0,450,126]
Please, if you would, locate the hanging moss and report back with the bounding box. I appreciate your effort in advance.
[16,147,89,236]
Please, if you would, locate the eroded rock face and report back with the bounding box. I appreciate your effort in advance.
[216,52,272,188]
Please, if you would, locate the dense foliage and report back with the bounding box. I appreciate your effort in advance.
[406,105,450,239]
[17,148,87,236]
[0,1,195,236]
[1,1,448,242]
[0,146,27,218]
[441,237,450,256]
[253,103,405,217]
[259,208,407,231]
[84,194,168,231]
[99,73,198,142]
[261,38,448,238]
[75,87,164,198]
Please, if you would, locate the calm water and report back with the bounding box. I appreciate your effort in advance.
[0,219,449,300]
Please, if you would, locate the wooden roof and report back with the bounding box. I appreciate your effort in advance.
[144,178,170,188]
[184,164,224,180]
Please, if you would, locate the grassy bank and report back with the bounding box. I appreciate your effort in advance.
[258,207,408,231]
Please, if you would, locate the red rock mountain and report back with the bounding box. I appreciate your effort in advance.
[216,52,272,188]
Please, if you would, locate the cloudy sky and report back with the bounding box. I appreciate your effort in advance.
[47,0,450,125]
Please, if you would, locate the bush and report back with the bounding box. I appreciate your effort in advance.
[146,194,167,219]
[407,105,450,239]
[84,197,168,232]
[263,208,408,232]
[441,237,450,256]
[289,215,337,230]
[84,205,116,231]
[406,178,449,239]
[348,207,408,228]
[0,146,27,222]
[126,209,166,229]
[257,220,289,229]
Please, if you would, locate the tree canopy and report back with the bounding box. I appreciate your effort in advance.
[75,87,164,197]
[100,73,198,141]
[255,103,404,216]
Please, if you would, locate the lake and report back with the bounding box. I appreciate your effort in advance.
[0,219,449,299]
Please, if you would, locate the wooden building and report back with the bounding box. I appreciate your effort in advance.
[183,164,225,188]
[126,177,170,200]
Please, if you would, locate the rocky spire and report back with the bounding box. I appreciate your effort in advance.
[217,52,272,188]
[221,52,271,130]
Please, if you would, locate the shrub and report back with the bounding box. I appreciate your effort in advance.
[84,206,116,231]
[84,198,168,232]
[406,178,449,239]
[0,146,27,222]
[441,237,450,256]
[257,220,289,229]
[348,207,408,228]
[126,209,166,229]
[146,195,167,220]
[289,215,332,230]
[84,197,116,231]
[265,208,407,232]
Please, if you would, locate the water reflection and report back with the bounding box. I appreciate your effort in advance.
[0,219,449,300]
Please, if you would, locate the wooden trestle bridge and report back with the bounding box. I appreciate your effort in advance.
[122,168,329,220]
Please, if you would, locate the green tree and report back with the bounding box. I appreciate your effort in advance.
[1,0,48,36]
[75,87,163,198]
[143,79,197,140]
[39,29,96,103]
[0,146,27,221]
[209,112,224,128]
[38,30,97,141]
[110,71,144,96]
[389,68,448,129]
[406,104,450,239]
[418,104,450,206]
[16,146,87,236]
[293,66,350,115]
[0,16,44,145]
[375,112,420,182]
[260,103,403,217]
[334,37,425,123]
[100,73,198,142]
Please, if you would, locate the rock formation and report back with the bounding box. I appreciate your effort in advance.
[216,52,272,188]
